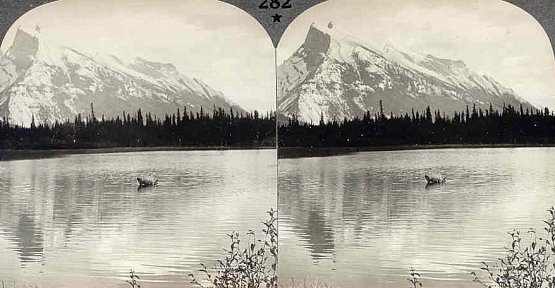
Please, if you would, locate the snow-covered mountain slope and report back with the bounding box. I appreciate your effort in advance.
[0,28,243,126]
[278,24,534,123]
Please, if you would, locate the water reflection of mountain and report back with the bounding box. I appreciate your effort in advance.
[0,160,45,265]
[279,168,334,261]
[14,213,44,264]
[304,210,335,260]
[278,151,532,263]
[0,151,276,288]
[0,154,228,267]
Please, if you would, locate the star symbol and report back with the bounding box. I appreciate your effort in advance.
[272,13,282,23]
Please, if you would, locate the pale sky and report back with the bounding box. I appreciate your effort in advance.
[278,0,555,110]
[1,0,276,112]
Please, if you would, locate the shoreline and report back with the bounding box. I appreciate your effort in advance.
[0,146,276,161]
[278,144,555,159]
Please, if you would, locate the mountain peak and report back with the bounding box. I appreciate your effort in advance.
[0,29,244,126]
[305,23,332,50]
[8,28,39,61]
[0,27,39,98]
[307,22,352,44]
[309,22,331,33]
[16,26,39,40]
[278,24,533,123]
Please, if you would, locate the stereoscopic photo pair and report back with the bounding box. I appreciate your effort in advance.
[0,0,554,288]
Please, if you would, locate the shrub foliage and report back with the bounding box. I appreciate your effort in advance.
[190,209,278,288]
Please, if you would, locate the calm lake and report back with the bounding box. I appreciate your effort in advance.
[0,150,276,288]
[279,148,555,288]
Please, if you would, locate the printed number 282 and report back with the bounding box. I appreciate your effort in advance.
[259,0,292,9]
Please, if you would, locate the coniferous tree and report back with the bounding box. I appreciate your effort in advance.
[0,106,275,149]
[278,100,555,148]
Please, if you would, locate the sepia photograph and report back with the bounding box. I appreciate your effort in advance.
[0,0,276,287]
[277,0,555,287]
[2,0,555,288]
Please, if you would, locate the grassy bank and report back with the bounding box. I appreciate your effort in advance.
[278,144,555,159]
[0,146,276,161]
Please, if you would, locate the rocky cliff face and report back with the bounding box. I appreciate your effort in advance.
[0,28,243,126]
[278,24,533,123]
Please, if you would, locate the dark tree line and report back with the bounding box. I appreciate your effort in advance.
[279,101,555,147]
[1,105,275,149]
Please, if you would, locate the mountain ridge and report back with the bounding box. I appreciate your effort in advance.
[0,28,244,126]
[278,24,533,123]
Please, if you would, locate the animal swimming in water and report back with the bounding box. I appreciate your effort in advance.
[137,176,158,187]
[425,175,446,185]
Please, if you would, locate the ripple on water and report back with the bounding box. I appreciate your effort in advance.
[279,148,555,288]
[0,150,276,288]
